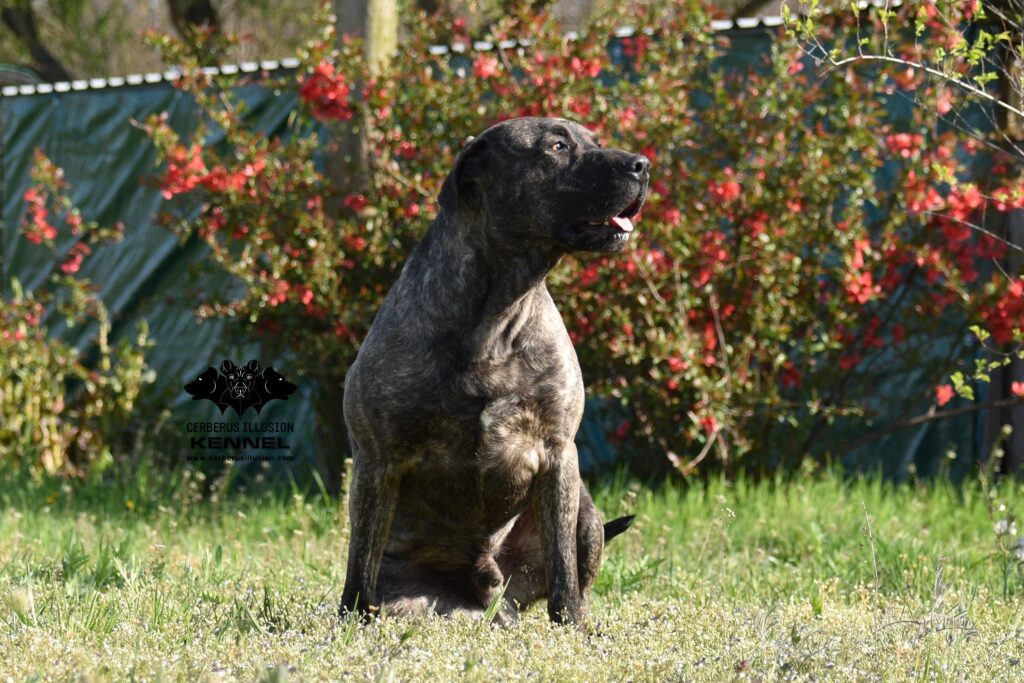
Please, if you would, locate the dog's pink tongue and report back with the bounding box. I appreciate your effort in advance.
[610,215,634,232]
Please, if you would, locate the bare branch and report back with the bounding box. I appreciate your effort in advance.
[824,53,1024,121]
[840,396,1024,455]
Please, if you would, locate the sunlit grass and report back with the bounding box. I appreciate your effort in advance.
[1,468,1023,681]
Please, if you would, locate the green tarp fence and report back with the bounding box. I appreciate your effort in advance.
[1,79,325,470]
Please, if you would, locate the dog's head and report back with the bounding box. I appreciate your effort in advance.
[438,117,650,254]
[221,359,260,400]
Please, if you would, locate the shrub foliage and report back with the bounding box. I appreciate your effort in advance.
[7,0,1024,476]
[2,153,155,477]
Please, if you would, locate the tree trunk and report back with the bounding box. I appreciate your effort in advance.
[164,0,223,64]
[1,2,73,82]
[731,0,776,20]
[328,0,398,204]
[985,31,1024,477]
[983,210,1024,476]
[315,0,398,494]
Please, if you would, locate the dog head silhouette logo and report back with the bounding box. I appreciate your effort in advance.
[184,360,297,417]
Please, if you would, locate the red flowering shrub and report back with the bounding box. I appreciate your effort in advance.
[146,0,1024,476]
[1,152,155,477]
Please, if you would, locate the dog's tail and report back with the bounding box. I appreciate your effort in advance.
[603,515,635,543]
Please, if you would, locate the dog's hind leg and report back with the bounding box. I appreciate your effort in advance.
[499,482,606,615]
[575,484,605,610]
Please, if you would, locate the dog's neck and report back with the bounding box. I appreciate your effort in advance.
[403,214,561,358]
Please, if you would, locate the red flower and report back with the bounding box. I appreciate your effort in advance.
[343,194,370,212]
[397,141,417,160]
[578,264,599,287]
[702,321,717,353]
[268,280,290,307]
[708,168,741,204]
[345,234,367,252]
[839,353,861,371]
[667,356,687,373]
[779,361,802,389]
[661,207,681,226]
[699,414,718,434]
[160,144,207,199]
[980,278,1024,344]
[850,238,870,270]
[60,252,83,274]
[936,384,954,406]
[199,166,245,193]
[569,56,602,78]
[568,96,592,118]
[844,270,879,305]
[66,212,82,235]
[473,54,499,79]
[885,133,924,158]
[621,34,649,62]
[24,198,57,244]
[937,88,953,115]
[618,107,638,130]
[1012,382,1024,398]
[299,60,354,122]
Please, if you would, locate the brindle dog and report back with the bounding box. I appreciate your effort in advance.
[339,117,649,626]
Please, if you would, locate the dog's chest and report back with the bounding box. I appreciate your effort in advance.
[477,396,547,487]
[476,362,582,479]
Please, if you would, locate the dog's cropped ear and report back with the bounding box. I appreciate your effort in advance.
[244,359,261,375]
[439,136,489,214]
[220,360,237,375]
[603,515,635,543]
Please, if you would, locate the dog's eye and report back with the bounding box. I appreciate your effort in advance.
[550,141,568,152]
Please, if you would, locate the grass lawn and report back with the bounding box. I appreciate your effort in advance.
[2,467,1024,681]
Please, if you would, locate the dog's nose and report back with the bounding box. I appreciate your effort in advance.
[626,154,650,179]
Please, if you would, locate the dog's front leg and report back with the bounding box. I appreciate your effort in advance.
[537,441,583,625]
[339,447,399,618]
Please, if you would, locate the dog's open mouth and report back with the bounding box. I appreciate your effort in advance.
[581,192,645,234]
